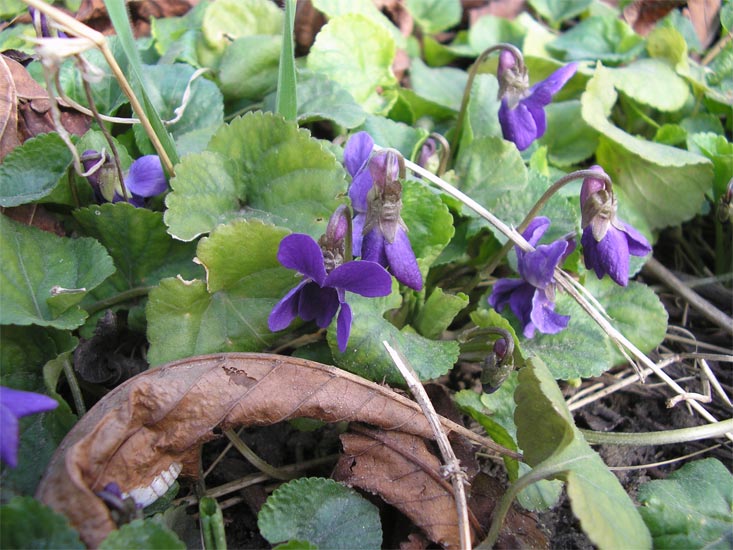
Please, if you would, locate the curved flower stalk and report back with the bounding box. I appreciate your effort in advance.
[343,134,423,291]
[580,166,652,286]
[489,217,574,338]
[268,205,393,352]
[82,150,167,207]
[497,49,577,151]
[0,386,58,468]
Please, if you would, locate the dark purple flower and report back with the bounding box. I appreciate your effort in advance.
[488,217,572,338]
[268,208,392,352]
[580,166,652,286]
[82,151,167,207]
[360,150,423,291]
[497,49,577,151]
[0,386,58,468]
[344,132,375,255]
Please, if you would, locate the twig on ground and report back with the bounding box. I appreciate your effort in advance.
[383,341,472,550]
[643,257,733,337]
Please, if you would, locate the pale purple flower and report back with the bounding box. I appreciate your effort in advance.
[497,50,577,151]
[580,166,652,286]
[489,217,572,338]
[0,386,58,468]
[82,151,167,207]
[268,208,392,352]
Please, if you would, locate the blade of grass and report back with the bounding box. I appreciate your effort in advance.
[103,0,180,173]
[275,0,297,120]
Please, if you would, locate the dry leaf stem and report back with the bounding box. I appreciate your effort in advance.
[224,429,296,481]
[383,341,472,550]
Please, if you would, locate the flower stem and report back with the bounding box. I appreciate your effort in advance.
[477,464,555,549]
[484,169,612,275]
[224,429,295,481]
[580,418,733,446]
[80,63,129,201]
[451,43,524,157]
[86,286,153,316]
[62,355,86,416]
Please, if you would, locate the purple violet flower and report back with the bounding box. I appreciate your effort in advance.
[360,150,423,291]
[268,206,392,352]
[497,49,577,151]
[488,217,573,338]
[82,151,167,207]
[0,386,58,468]
[580,166,652,286]
[343,134,423,291]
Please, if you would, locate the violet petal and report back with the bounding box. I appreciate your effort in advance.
[349,169,373,214]
[352,214,366,257]
[0,386,58,417]
[519,239,568,290]
[361,229,388,266]
[529,289,570,337]
[489,278,527,312]
[499,99,539,151]
[268,281,307,331]
[0,404,19,468]
[528,63,578,105]
[125,156,167,197]
[595,226,631,286]
[336,301,353,352]
[300,285,339,328]
[344,132,373,176]
[522,216,551,248]
[325,260,392,297]
[384,228,423,291]
[277,234,327,285]
[620,221,652,257]
[507,283,537,334]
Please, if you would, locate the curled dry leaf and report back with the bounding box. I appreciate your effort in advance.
[37,352,518,548]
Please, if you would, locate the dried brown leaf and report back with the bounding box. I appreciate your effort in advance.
[685,0,722,49]
[623,0,687,36]
[37,353,517,548]
[334,425,475,548]
[0,56,21,161]
[2,54,91,141]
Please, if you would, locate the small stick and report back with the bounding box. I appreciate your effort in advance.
[643,256,733,337]
[383,341,472,550]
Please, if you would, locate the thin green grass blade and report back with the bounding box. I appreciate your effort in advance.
[275,0,297,120]
[103,0,180,168]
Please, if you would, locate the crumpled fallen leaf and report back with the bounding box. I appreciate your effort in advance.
[1,54,91,155]
[37,352,517,548]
